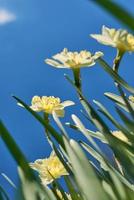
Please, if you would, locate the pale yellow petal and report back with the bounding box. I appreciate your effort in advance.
[61,100,75,108]
[45,58,67,68]
[53,109,65,117]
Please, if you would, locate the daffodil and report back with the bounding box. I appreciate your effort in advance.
[45,48,103,69]
[19,96,74,117]
[112,131,129,143]
[30,151,68,185]
[129,95,134,103]
[90,25,134,52]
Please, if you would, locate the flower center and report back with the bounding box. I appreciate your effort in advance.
[41,96,61,113]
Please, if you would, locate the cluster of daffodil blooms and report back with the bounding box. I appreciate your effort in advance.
[20,26,134,193]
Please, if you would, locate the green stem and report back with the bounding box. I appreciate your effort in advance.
[113,50,124,73]
[72,68,81,91]
[43,113,53,148]
[72,68,83,100]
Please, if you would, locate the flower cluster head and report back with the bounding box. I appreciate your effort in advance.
[90,25,134,52]
[45,48,103,69]
[30,151,68,185]
[26,96,74,117]
[112,131,129,143]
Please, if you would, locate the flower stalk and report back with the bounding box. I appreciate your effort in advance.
[113,50,124,73]
[72,68,81,91]
[43,113,53,147]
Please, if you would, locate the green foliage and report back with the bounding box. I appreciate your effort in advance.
[90,0,134,31]
[0,2,134,200]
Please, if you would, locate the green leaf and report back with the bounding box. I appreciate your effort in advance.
[18,167,57,200]
[80,141,109,172]
[71,114,103,154]
[105,92,134,114]
[0,120,57,200]
[0,120,33,181]
[64,138,109,200]
[117,85,134,120]
[102,180,118,200]
[115,107,134,142]
[93,100,133,141]
[89,0,134,31]
[64,177,83,200]
[98,58,134,94]
[1,173,16,189]
[13,96,64,148]
[0,185,9,200]
[66,122,107,143]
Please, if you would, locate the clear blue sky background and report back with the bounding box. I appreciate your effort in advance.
[0,0,134,198]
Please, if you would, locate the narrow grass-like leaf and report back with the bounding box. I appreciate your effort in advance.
[117,85,134,120]
[19,167,57,200]
[115,107,134,142]
[93,100,134,140]
[0,185,9,200]
[0,121,57,200]
[13,96,64,148]
[64,138,109,200]
[64,177,83,200]
[104,92,133,112]
[1,173,16,189]
[98,58,134,94]
[66,122,107,143]
[89,0,134,31]
[52,111,68,137]
[51,180,69,200]
[0,120,33,180]
[108,170,127,200]
[80,141,109,172]
[71,114,103,154]
[102,180,118,200]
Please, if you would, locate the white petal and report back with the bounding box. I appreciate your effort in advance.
[90,34,116,47]
[93,51,104,59]
[30,105,42,112]
[53,109,65,117]
[61,100,75,108]
[45,58,69,68]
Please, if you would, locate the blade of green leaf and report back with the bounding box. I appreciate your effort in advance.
[80,141,109,172]
[71,114,103,154]
[18,167,57,200]
[66,122,107,143]
[0,185,9,200]
[13,96,64,148]
[1,173,16,189]
[117,85,134,119]
[0,120,57,200]
[0,120,33,180]
[93,99,134,140]
[115,107,134,142]
[64,177,83,200]
[89,0,134,31]
[104,92,134,113]
[64,138,109,200]
[98,58,134,94]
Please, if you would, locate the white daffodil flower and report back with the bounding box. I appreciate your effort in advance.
[90,26,134,52]
[45,48,103,69]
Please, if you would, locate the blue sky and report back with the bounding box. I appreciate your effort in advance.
[0,0,134,198]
